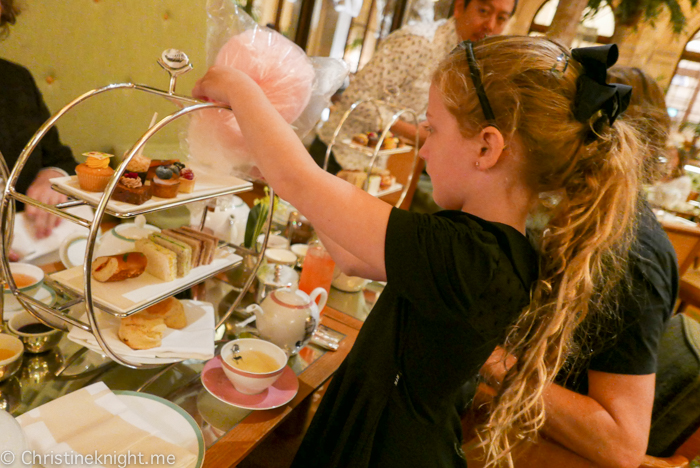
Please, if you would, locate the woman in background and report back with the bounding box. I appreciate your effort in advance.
[1,0,75,249]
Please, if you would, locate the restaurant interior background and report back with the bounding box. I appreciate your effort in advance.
[2,0,699,162]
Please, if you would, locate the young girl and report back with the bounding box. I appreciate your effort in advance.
[193,36,639,467]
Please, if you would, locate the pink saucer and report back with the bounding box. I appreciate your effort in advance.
[201,356,299,410]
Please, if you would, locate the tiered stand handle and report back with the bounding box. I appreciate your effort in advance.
[0,49,273,369]
[323,98,420,208]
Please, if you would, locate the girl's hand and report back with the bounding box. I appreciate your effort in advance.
[192,66,243,107]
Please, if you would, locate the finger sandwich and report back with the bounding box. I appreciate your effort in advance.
[135,238,177,282]
[178,226,220,265]
[162,229,203,268]
[148,232,192,277]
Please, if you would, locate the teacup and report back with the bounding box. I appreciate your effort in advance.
[0,334,23,383]
[8,311,62,354]
[220,338,288,395]
[257,234,290,251]
[3,263,44,311]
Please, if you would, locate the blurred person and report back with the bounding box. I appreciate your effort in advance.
[1,0,75,257]
[309,0,517,174]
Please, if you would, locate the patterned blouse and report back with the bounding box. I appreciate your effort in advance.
[317,18,459,170]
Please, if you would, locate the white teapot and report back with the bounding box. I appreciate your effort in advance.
[246,287,327,355]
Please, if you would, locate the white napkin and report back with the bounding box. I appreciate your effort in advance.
[67,300,215,362]
[10,206,94,261]
[16,382,197,468]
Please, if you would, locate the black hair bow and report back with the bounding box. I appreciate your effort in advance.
[571,44,632,126]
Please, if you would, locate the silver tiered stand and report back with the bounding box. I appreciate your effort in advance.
[0,49,274,369]
[323,98,421,208]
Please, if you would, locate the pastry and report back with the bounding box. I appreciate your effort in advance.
[118,313,167,350]
[178,168,196,193]
[146,159,179,181]
[142,297,187,329]
[367,132,380,148]
[135,239,177,281]
[111,173,152,205]
[151,166,180,198]
[352,133,369,146]
[148,232,192,278]
[125,153,151,182]
[91,252,147,282]
[75,152,114,192]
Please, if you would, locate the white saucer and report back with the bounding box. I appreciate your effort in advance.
[3,285,57,320]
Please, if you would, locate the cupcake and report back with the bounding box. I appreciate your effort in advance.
[178,168,196,193]
[76,152,114,192]
[152,166,180,198]
[125,153,151,183]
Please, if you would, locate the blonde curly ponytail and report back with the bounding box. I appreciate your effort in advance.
[433,36,641,467]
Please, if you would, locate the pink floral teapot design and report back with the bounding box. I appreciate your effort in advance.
[246,287,327,355]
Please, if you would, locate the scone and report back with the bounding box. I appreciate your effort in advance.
[118,314,167,350]
[142,297,187,329]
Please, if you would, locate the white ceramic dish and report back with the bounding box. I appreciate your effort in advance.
[59,221,161,269]
[0,409,27,468]
[4,263,45,311]
[114,391,205,468]
[50,250,241,316]
[67,300,215,365]
[3,284,56,316]
[50,172,252,216]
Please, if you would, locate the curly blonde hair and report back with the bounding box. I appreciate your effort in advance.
[433,36,640,467]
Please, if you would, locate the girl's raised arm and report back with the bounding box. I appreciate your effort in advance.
[193,66,392,277]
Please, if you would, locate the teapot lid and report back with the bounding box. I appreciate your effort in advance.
[256,264,299,288]
[270,288,311,308]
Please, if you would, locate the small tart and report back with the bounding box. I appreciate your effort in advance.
[152,176,180,198]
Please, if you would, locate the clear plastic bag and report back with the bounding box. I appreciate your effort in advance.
[185,0,348,180]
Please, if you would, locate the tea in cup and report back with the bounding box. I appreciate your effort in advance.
[3,263,44,311]
[0,334,23,382]
[220,338,287,395]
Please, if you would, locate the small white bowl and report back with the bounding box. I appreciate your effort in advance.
[3,263,44,311]
[0,334,24,382]
[220,339,287,395]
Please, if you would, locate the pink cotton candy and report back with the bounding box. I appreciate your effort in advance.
[187,28,315,176]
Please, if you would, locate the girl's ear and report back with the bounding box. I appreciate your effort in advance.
[475,127,505,170]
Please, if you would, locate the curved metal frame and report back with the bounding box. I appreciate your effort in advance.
[0,80,273,369]
[323,98,420,208]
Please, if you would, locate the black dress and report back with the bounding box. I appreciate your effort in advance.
[291,208,538,468]
[0,58,75,197]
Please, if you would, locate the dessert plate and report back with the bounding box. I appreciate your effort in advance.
[114,391,205,468]
[50,171,252,217]
[342,138,414,156]
[3,284,57,316]
[201,356,298,410]
[50,249,241,316]
[67,300,215,365]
